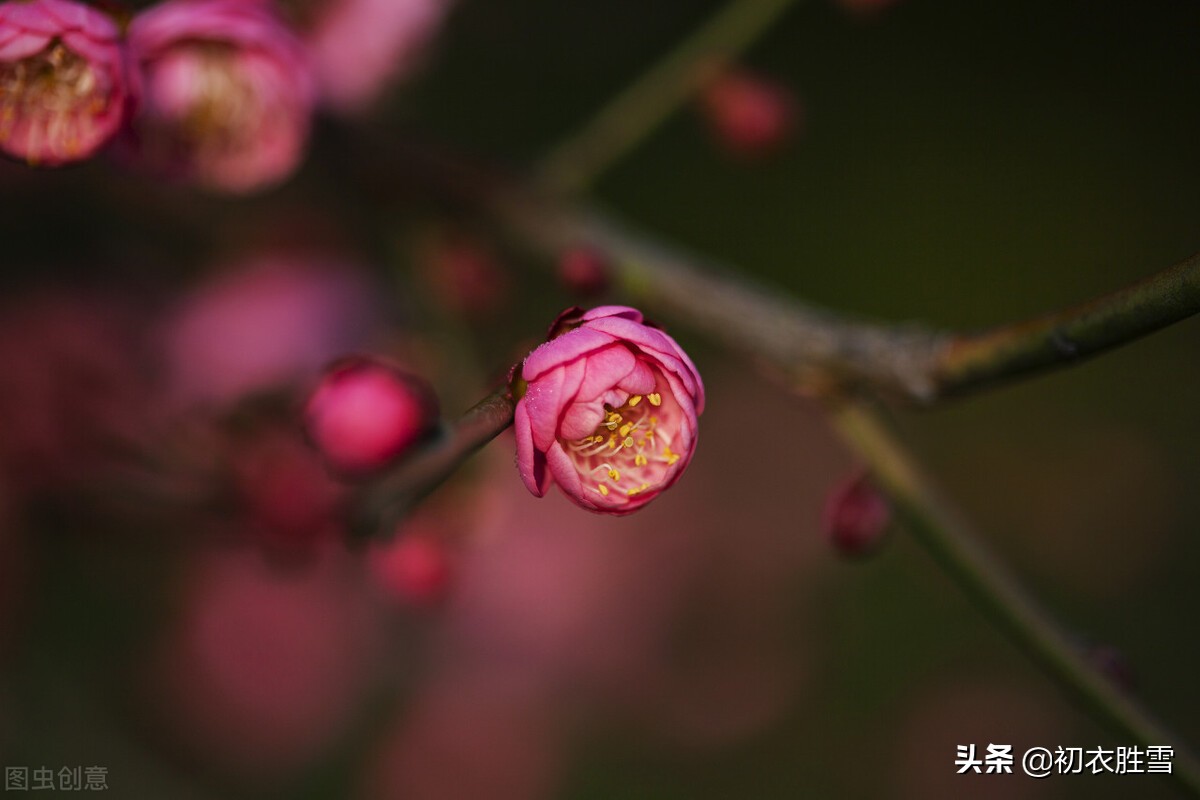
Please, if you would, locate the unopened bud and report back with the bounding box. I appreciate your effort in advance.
[556,246,611,297]
[823,470,892,558]
[370,534,452,607]
[699,68,799,159]
[304,356,439,477]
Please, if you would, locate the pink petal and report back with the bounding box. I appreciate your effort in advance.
[579,316,703,409]
[544,440,585,504]
[575,343,635,402]
[580,305,643,323]
[558,401,605,441]
[618,358,656,395]
[521,326,614,382]
[514,400,549,497]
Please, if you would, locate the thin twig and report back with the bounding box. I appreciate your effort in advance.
[536,0,805,194]
[829,399,1200,797]
[350,388,515,538]
[932,251,1200,397]
[487,183,1200,402]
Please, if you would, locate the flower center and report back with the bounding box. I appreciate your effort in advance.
[0,41,111,160]
[564,392,681,500]
[174,44,260,150]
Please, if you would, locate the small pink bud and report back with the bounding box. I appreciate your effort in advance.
[0,0,134,165]
[420,235,511,318]
[556,246,611,297]
[700,68,798,159]
[370,533,452,607]
[514,306,704,514]
[304,357,439,477]
[232,427,346,551]
[822,470,892,557]
[126,0,315,193]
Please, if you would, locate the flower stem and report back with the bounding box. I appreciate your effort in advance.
[536,0,805,194]
[828,398,1200,797]
[932,250,1200,398]
[488,184,1200,402]
[351,387,515,538]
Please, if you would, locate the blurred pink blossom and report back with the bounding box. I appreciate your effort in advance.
[305,0,451,113]
[369,531,454,607]
[304,356,439,477]
[515,306,704,514]
[419,234,511,319]
[137,543,384,786]
[0,0,133,165]
[159,255,376,408]
[231,423,347,554]
[126,0,315,192]
[0,290,150,495]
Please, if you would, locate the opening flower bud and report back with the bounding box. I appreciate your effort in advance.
[514,306,704,515]
[304,356,439,477]
[0,0,133,165]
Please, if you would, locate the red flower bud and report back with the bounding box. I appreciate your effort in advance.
[700,68,798,159]
[823,470,891,558]
[304,356,439,477]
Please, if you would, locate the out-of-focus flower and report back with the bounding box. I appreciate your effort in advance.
[556,246,610,298]
[699,68,798,159]
[822,469,891,558]
[304,0,450,113]
[137,544,383,787]
[304,356,439,477]
[159,254,376,409]
[515,306,704,514]
[231,424,347,553]
[0,0,133,165]
[369,532,453,607]
[418,234,511,319]
[0,290,150,496]
[126,0,314,193]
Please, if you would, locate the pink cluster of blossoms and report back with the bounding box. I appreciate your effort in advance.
[0,0,449,190]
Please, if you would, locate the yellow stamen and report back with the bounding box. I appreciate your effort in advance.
[622,436,635,449]
[608,468,620,481]
[634,453,648,466]
[598,484,609,496]
[662,445,679,465]
[618,423,633,438]
[628,395,643,407]
[647,393,662,407]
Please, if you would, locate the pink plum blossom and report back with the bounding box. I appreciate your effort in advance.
[126,0,315,192]
[0,0,133,165]
[514,306,704,514]
[159,255,376,408]
[305,0,450,113]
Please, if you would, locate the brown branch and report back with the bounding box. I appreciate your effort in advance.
[487,181,1200,403]
[350,388,515,538]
